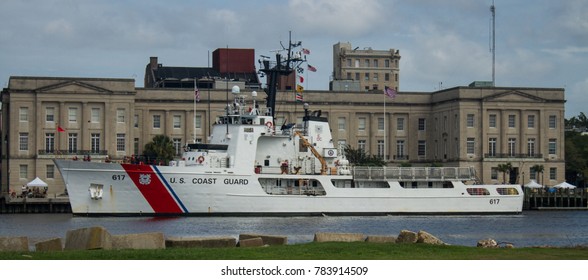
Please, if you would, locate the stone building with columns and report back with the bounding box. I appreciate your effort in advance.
[1,76,565,196]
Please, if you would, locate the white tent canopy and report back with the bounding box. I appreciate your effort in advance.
[26,177,48,187]
[524,179,542,188]
[554,181,576,189]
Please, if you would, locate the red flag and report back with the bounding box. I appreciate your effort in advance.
[307,64,317,72]
[57,126,65,132]
[302,48,310,55]
[299,75,304,83]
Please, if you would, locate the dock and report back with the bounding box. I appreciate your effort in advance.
[523,188,588,210]
[0,195,71,214]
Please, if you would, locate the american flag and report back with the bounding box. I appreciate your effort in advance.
[307,64,317,72]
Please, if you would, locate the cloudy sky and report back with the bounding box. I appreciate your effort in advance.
[1,0,587,117]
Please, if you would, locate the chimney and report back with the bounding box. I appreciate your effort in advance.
[149,57,158,70]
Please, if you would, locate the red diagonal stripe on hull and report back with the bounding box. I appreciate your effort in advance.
[122,164,183,213]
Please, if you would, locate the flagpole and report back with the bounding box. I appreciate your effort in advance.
[384,94,386,161]
[198,77,200,144]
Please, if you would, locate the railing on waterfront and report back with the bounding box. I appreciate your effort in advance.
[524,188,588,209]
[352,167,476,181]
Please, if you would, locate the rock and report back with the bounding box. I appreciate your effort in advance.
[238,237,264,247]
[64,226,112,250]
[417,231,446,245]
[365,235,397,243]
[165,237,236,248]
[0,236,29,252]
[239,234,287,246]
[396,230,418,244]
[503,243,515,249]
[112,232,165,250]
[313,232,365,242]
[477,238,498,248]
[35,238,63,252]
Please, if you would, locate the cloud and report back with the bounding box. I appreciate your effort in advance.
[287,0,384,36]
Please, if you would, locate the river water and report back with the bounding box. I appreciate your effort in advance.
[1,211,588,248]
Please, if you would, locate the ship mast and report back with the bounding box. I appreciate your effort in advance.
[259,31,305,123]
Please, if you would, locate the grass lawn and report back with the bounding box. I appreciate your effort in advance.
[1,242,587,260]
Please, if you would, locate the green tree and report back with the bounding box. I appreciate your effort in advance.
[497,162,512,183]
[143,135,175,164]
[343,145,387,166]
[530,164,544,185]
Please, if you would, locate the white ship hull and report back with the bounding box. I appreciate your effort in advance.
[55,160,523,216]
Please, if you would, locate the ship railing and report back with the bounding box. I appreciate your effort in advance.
[352,167,475,181]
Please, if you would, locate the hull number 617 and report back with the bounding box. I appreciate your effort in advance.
[489,199,500,205]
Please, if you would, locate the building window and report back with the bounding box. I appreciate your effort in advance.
[488,138,497,157]
[489,114,496,128]
[374,59,379,67]
[195,115,202,129]
[134,138,139,155]
[358,118,366,131]
[46,107,55,122]
[508,115,515,128]
[346,59,351,67]
[549,167,557,180]
[116,109,125,123]
[378,118,384,131]
[527,138,536,157]
[385,59,390,67]
[69,107,78,123]
[45,133,55,153]
[395,73,398,82]
[508,138,516,156]
[355,73,360,80]
[364,73,369,81]
[467,114,474,128]
[549,115,557,129]
[173,138,182,156]
[373,73,378,82]
[397,118,404,131]
[549,139,557,155]
[355,59,360,68]
[19,165,28,179]
[116,133,125,152]
[466,138,475,154]
[528,115,535,128]
[491,167,498,180]
[173,115,181,129]
[358,140,366,152]
[377,140,384,158]
[418,118,426,131]
[91,133,100,153]
[68,133,78,153]
[346,72,351,80]
[418,140,426,157]
[338,117,346,130]
[385,73,390,81]
[46,164,55,179]
[153,115,161,129]
[134,115,139,128]
[19,133,29,151]
[365,59,370,67]
[19,107,28,122]
[530,167,537,180]
[91,108,100,123]
[396,140,405,158]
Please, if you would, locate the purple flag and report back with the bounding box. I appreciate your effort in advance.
[384,86,397,99]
